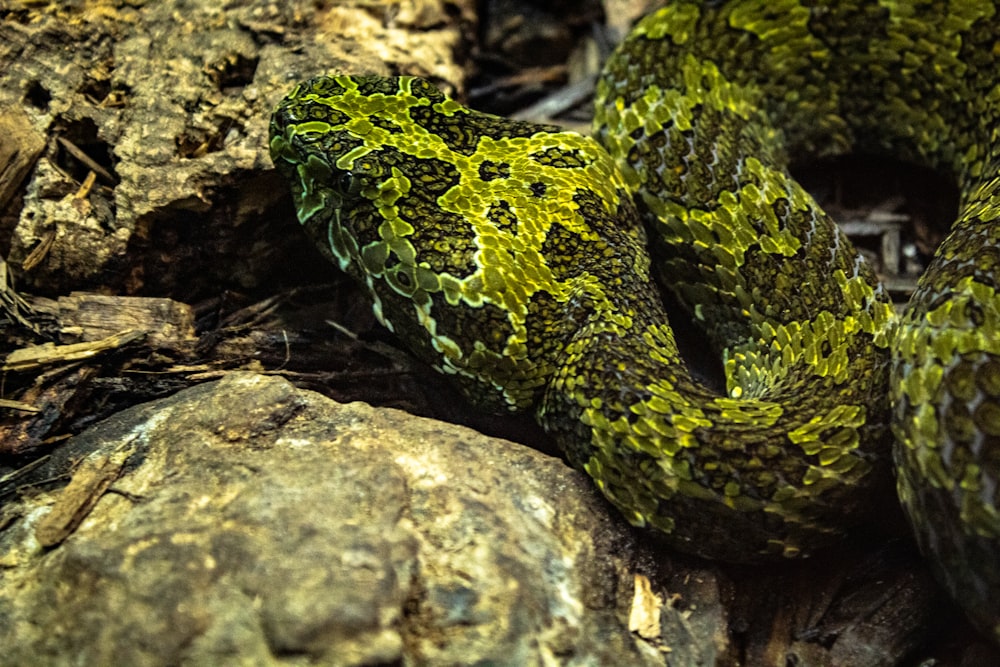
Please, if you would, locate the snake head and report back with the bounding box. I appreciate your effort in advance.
[268,74,649,413]
[269,77,366,267]
[268,75,479,277]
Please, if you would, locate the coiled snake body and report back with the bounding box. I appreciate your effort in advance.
[270,1,1000,639]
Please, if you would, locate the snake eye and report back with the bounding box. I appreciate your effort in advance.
[336,170,362,197]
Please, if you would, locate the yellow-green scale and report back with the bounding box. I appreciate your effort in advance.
[269,0,1000,642]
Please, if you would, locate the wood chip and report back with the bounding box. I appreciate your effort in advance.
[34,443,136,547]
[3,330,146,372]
[628,573,663,639]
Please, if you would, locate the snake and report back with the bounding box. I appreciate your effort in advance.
[268,0,1000,641]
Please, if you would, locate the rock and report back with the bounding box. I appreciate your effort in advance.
[0,0,473,294]
[0,374,676,666]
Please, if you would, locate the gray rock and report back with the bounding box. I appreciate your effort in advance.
[0,374,680,666]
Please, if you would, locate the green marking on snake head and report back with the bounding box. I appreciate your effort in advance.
[271,0,1000,643]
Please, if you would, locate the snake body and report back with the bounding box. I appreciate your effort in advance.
[270,1,1000,639]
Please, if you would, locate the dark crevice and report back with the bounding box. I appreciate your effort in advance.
[23,80,51,111]
[204,53,259,92]
[53,117,119,187]
[176,118,245,159]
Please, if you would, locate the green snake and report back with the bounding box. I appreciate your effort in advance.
[269,0,1000,640]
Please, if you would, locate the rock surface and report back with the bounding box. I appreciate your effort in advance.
[0,374,688,666]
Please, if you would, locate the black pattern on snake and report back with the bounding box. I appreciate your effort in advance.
[269,1,1000,640]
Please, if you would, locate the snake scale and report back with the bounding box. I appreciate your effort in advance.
[269,0,1000,640]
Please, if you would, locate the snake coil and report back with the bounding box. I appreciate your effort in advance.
[270,1,1000,640]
